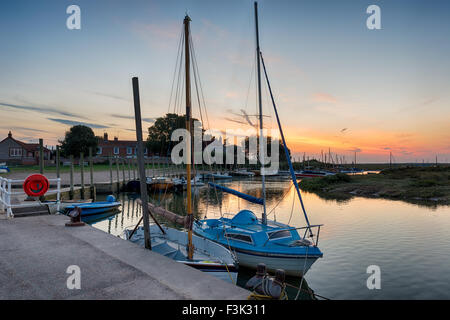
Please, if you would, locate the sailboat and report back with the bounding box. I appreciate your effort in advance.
[193,2,323,277]
[125,15,238,284]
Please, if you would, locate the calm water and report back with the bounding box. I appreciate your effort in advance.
[89,177,450,299]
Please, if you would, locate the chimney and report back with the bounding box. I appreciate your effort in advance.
[8,131,12,138]
[103,132,108,141]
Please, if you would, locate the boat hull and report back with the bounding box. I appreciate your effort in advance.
[231,247,319,277]
[126,225,239,284]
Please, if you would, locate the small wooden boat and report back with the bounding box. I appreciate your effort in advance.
[64,195,121,216]
[146,177,175,192]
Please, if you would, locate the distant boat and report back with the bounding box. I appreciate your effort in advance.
[295,170,336,178]
[64,195,121,216]
[205,172,232,179]
[146,176,175,192]
[231,169,255,177]
[0,163,10,173]
[172,175,205,190]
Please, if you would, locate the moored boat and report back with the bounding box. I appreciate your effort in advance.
[295,170,336,178]
[64,195,121,216]
[193,2,323,277]
[125,224,238,283]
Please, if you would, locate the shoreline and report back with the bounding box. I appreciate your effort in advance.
[298,166,450,207]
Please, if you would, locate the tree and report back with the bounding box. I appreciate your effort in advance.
[60,125,98,157]
[147,113,200,155]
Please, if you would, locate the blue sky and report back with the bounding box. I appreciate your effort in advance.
[0,0,449,162]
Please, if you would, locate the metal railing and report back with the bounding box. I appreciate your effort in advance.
[0,177,61,218]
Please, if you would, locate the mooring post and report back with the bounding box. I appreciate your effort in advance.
[70,155,74,200]
[39,138,44,174]
[115,157,120,192]
[80,152,85,199]
[127,158,131,180]
[122,158,126,186]
[109,155,113,192]
[89,147,95,201]
[132,77,152,250]
[56,146,60,179]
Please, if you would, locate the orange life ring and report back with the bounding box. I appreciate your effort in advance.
[23,174,49,197]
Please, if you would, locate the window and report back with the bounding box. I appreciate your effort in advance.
[113,147,119,155]
[127,147,132,155]
[97,147,102,155]
[225,233,253,244]
[267,230,292,240]
[9,148,22,157]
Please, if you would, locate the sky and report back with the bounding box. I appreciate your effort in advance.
[0,0,449,163]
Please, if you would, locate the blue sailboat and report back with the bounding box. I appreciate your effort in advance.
[193,2,323,277]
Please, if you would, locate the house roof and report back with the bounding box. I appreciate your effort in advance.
[0,133,51,152]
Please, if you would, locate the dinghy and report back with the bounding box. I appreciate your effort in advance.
[64,195,121,216]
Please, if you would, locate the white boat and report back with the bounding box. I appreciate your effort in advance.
[207,172,232,179]
[232,169,255,177]
[125,225,238,283]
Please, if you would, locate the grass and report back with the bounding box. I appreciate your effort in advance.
[299,166,450,206]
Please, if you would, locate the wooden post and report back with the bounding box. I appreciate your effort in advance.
[39,138,44,174]
[127,158,131,180]
[122,158,126,185]
[56,146,60,179]
[132,77,151,250]
[89,147,95,201]
[109,155,113,193]
[115,157,120,192]
[80,152,85,199]
[70,155,74,200]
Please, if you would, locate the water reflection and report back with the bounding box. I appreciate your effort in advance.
[89,178,450,299]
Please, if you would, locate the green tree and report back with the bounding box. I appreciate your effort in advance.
[147,113,200,155]
[60,125,98,157]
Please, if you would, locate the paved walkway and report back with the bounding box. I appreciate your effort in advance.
[0,214,249,300]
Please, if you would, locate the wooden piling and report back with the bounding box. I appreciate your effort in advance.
[122,158,126,185]
[80,152,85,199]
[70,155,74,200]
[89,147,95,201]
[127,158,131,180]
[115,157,120,192]
[109,155,113,192]
[56,146,60,179]
[39,138,44,174]
[132,76,152,250]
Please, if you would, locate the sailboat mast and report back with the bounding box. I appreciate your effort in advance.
[184,15,194,259]
[254,1,267,225]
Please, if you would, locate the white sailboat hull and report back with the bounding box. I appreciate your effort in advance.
[233,250,319,277]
